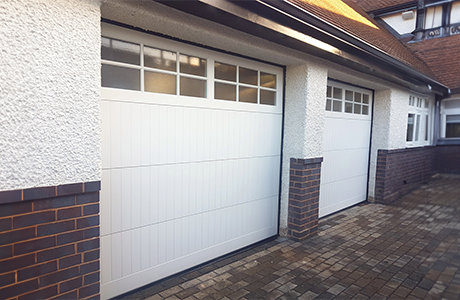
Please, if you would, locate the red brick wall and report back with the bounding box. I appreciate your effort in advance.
[287,157,323,241]
[0,182,100,300]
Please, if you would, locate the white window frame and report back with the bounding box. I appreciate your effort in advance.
[440,98,460,138]
[406,94,433,147]
[325,81,372,120]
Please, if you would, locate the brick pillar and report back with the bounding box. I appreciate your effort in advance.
[0,182,100,300]
[287,157,323,241]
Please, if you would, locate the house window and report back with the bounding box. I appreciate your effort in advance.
[451,1,460,24]
[406,95,432,146]
[446,115,460,137]
[424,5,443,29]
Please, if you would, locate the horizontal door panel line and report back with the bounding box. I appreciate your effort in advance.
[101,97,283,115]
[102,155,282,170]
[101,195,279,237]
[320,173,368,185]
[324,115,372,121]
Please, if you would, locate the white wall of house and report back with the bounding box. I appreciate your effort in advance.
[381,10,417,35]
[0,0,102,191]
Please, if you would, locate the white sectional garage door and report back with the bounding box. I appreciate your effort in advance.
[99,23,283,299]
[320,81,372,217]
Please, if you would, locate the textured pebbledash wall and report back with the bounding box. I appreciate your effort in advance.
[0,0,102,191]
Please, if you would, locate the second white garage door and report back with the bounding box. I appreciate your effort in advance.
[99,23,283,299]
[320,81,372,217]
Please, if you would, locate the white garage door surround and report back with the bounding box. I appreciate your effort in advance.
[100,23,284,299]
[320,81,373,217]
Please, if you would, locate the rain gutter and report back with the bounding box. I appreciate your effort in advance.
[156,0,449,95]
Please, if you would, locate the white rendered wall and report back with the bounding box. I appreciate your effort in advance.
[0,0,102,191]
[381,11,417,35]
[368,88,409,199]
[280,64,327,233]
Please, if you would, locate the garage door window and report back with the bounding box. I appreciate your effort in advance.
[326,84,370,115]
[102,36,278,105]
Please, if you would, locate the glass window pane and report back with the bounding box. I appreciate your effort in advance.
[180,54,206,76]
[260,90,276,105]
[101,37,140,65]
[145,71,176,95]
[260,72,276,89]
[239,67,258,85]
[407,113,415,141]
[345,102,353,113]
[215,62,236,82]
[327,86,332,98]
[354,104,361,114]
[362,105,369,115]
[415,115,421,141]
[354,92,362,103]
[101,64,140,91]
[326,99,332,111]
[425,6,443,28]
[345,90,353,101]
[144,46,176,72]
[333,87,342,99]
[446,115,460,138]
[332,100,342,112]
[451,1,460,24]
[180,77,206,97]
[363,94,369,104]
[239,86,257,103]
[215,82,236,101]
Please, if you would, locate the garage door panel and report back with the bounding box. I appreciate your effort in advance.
[321,147,370,184]
[101,23,282,299]
[320,81,372,218]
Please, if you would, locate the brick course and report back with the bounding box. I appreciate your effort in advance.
[0,182,100,300]
[287,157,323,241]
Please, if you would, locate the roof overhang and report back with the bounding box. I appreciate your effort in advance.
[156,0,449,96]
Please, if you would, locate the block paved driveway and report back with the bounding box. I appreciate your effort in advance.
[120,175,460,299]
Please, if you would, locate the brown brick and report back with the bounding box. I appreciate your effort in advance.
[59,254,82,269]
[0,217,12,232]
[83,204,99,216]
[17,261,58,282]
[0,253,35,274]
[76,193,99,205]
[83,228,100,240]
[37,220,75,237]
[14,236,55,256]
[77,238,99,253]
[23,186,55,201]
[76,216,99,229]
[84,182,101,193]
[0,189,22,204]
[33,196,76,211]
[80,261,99,275]
[0,279,38,300]
[39,266,80,287]
[13,211,55,229]
[0,272,15,286]
[37,244,75,263]
[84,250,99,263]
[0,245,12,259]
[78,282,99,299]
[59,277,82,293]
[50,290,78,300]
[18,285,58,300]
[57,183,83,196]
[0,201,33,218]
[57,207,82,220]
[84,272,100,286]
[57,230,84,246]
